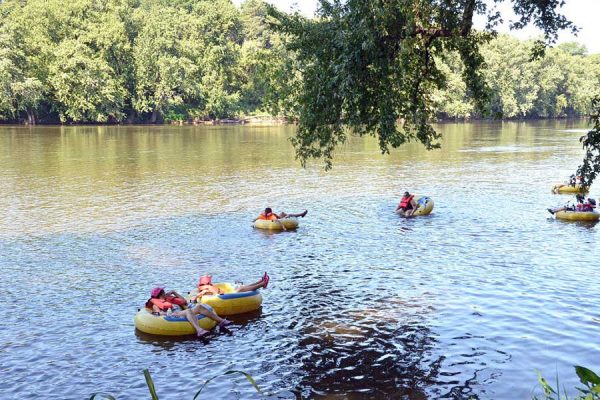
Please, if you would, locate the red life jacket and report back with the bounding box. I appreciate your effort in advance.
[399,195,414,209]
[576,203,595,212]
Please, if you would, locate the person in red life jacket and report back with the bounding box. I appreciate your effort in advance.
[395,192,419,217]
[253,207,308,231]
[193,272,270,301]
[147,287,231,337]
[548,195,596,214]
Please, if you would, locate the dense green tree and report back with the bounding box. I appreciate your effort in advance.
[0,0,598,136]
[481,35,539,118]
[238,0,298,117]
[269,0,578,168]
[49,39,127,122]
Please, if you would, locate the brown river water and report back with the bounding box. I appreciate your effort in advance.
[0,121,598,399]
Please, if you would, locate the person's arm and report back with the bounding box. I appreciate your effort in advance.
[411,199,419,210]
[169,290,185,301]
[152,304,163,315]
[277,219,287,231]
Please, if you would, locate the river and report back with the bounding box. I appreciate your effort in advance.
[0,121,598,399]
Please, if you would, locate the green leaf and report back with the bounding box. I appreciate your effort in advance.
[89,393,116,400]
[192,370,262,400]
[536,370,557,397]
[144,369,160,400]
[576,366,600,386]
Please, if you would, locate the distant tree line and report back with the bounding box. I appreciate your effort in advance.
[0,0,598,125]
[436,37,600,120]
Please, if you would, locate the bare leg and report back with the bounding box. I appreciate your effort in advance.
[276,219,287,231]
[190,304,230,327]
[237,278,267,292]
[172,309,209,337]
[548,206,566,214]
[284,210,308,218]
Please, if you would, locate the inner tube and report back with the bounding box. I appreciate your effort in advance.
[555,210,600,222]
[189,282,262,316]
[134,304,218,336]
[552,184,587,194]
[254,217,299,230]
[397,196,434,217]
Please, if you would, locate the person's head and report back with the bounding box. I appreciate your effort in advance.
[403,191,410,197]
[576,194,585,203]
[198,275,212,286]
[264,207,272,214]
[588,198,596,205]
[150,287,165,298]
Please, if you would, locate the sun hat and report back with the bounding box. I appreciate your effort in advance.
[150,287,165,298]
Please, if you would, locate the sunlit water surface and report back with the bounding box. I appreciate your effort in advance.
[0,121,599,399]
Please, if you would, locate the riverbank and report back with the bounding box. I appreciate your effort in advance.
[1,115,588,127]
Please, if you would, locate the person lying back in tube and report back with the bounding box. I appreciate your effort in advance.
[146,287,231,337]
[253,207,308,230]
[193,273,270,301]
[547,195,597,214]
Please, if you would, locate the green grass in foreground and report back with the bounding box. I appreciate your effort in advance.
[90,369,263,400]
[534,366,600,400]
[89,365,600,399]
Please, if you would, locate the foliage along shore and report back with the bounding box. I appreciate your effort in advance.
[1,0,599,126]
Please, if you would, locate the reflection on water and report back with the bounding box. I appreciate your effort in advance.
[0,120,599,399]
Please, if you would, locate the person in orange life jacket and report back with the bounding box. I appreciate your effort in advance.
[547,195,596,214]
[147,287,231,337]
[253,207,308,231]
[193,272,270,301]
[395,192,419,217]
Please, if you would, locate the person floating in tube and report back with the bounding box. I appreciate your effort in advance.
[253,207,308,231]
[147,287,231,338]
[547,194,596,214]
[395,192,419,217]
[193,273,269,300]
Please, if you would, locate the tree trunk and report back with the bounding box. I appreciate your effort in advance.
[151,108,158,124]
[126,109,136,124]
[26,108,36,125]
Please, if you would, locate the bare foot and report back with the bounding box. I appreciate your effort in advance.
[197,329,209,338]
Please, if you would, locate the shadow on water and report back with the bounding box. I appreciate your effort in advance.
[547,217,599,230]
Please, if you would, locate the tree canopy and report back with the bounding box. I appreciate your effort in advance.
[1,0,599,181]
[0,0,295,124]
[268,0,584,168]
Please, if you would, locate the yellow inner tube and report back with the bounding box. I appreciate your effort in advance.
[398,196,434,217]
[552,184,587,194]
[189,283,262,316]
[254,217,299,230]
[555,210,600,221]
[134,305,218,336]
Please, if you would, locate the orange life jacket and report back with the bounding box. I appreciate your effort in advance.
[147,298,173,311]
[146,295,186,311]
[399,195,414,209]
[258,212,278,221]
